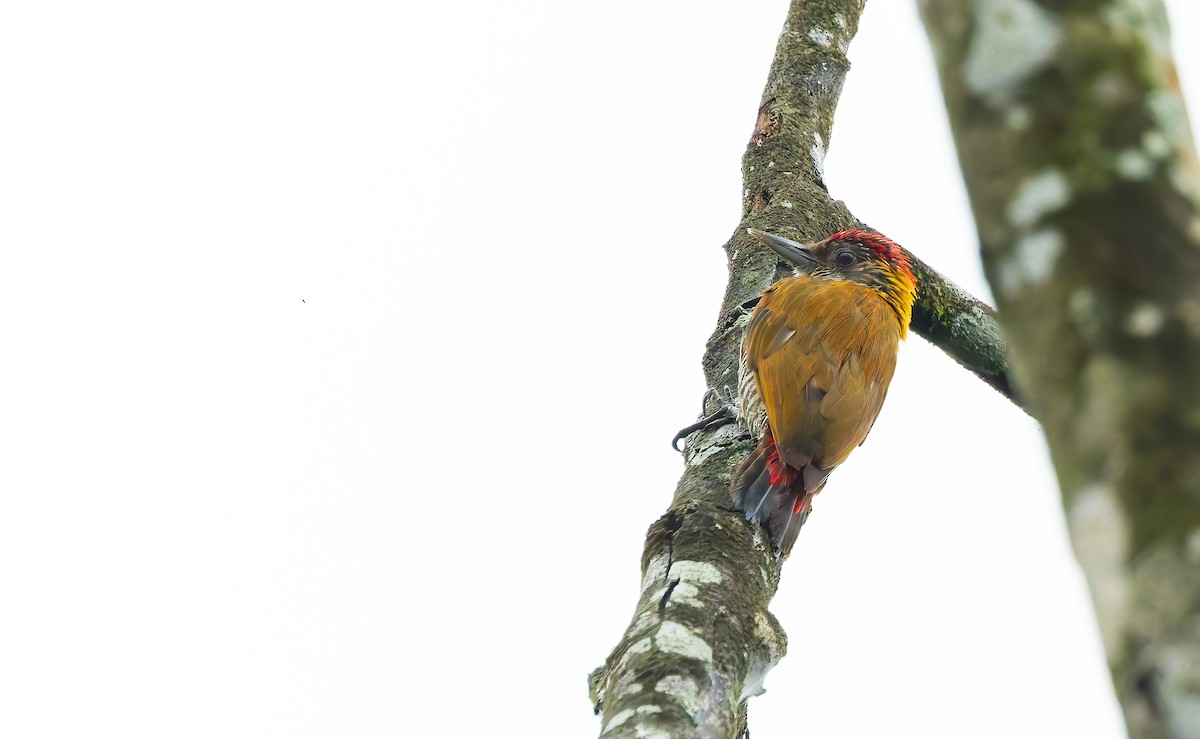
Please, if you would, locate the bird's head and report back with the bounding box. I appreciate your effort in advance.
[748,228,918,333]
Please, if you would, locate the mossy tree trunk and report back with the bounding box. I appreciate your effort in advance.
[919,2,1200,737]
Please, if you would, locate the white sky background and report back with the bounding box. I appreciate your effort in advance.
[2,2,1197,737]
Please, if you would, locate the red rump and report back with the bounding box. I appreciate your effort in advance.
[764,436,796,488]
[734,430,813,552]
[762,434,806,513]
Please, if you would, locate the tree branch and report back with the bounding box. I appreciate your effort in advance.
[919,1,1200,737]
[591,1,1023,735]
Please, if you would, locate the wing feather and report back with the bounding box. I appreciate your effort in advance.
[746,277,901,477]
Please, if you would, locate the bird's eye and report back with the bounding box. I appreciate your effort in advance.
[834,250,856,267]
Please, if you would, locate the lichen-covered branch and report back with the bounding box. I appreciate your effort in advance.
[919,1,1200,737]
[591,1,1026,736]
[588,494,786,738]
[907,254,1018,401]
[590,3,868,736]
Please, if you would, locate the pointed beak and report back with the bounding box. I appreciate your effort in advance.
[747,228,818,270]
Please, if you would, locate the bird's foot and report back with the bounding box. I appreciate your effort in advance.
[672,388,737,452]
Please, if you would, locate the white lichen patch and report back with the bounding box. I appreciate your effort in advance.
[685,421,741,467]
[1007,170,1070,230]
[1114,149,1154,180]
[602,708,637,734]
[1103,0,1172,56]
[963,0,1062,100]
[779,200,794,209]
[1068,288,1100,337]
[655,675,702,715]
[630,608,658,636]
[1143,130,1170,159]
[668,560,724,585]
[655,621,714,662]
[1015,228,1064,282]
[1147,90,1190,148]
[626,637,654,655]
[1067,484,1131,658]
[1126,302,1165,337]
[998,228,1064,295]
[660,581,702,609]
[740,611,784,701]
[808,28,833,48]
[1005,106,1031,130]
[608,668,646,708]
[740,656,777,701]
[641,553,670,592]
[1158,649,1200,739]
[599,706,669,738]
[834,13,846,29]
[811,132,827,181]
[740,672,767,700]
[1186,528,1200,562]
[1169,163,1200,204]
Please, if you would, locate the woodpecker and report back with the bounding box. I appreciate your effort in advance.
[732,228,917,558]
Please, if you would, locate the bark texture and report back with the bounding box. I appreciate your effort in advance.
[591,1,1028,737]
[919,2,1200,737]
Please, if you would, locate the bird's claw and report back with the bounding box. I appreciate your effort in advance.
[672,407,736,452]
